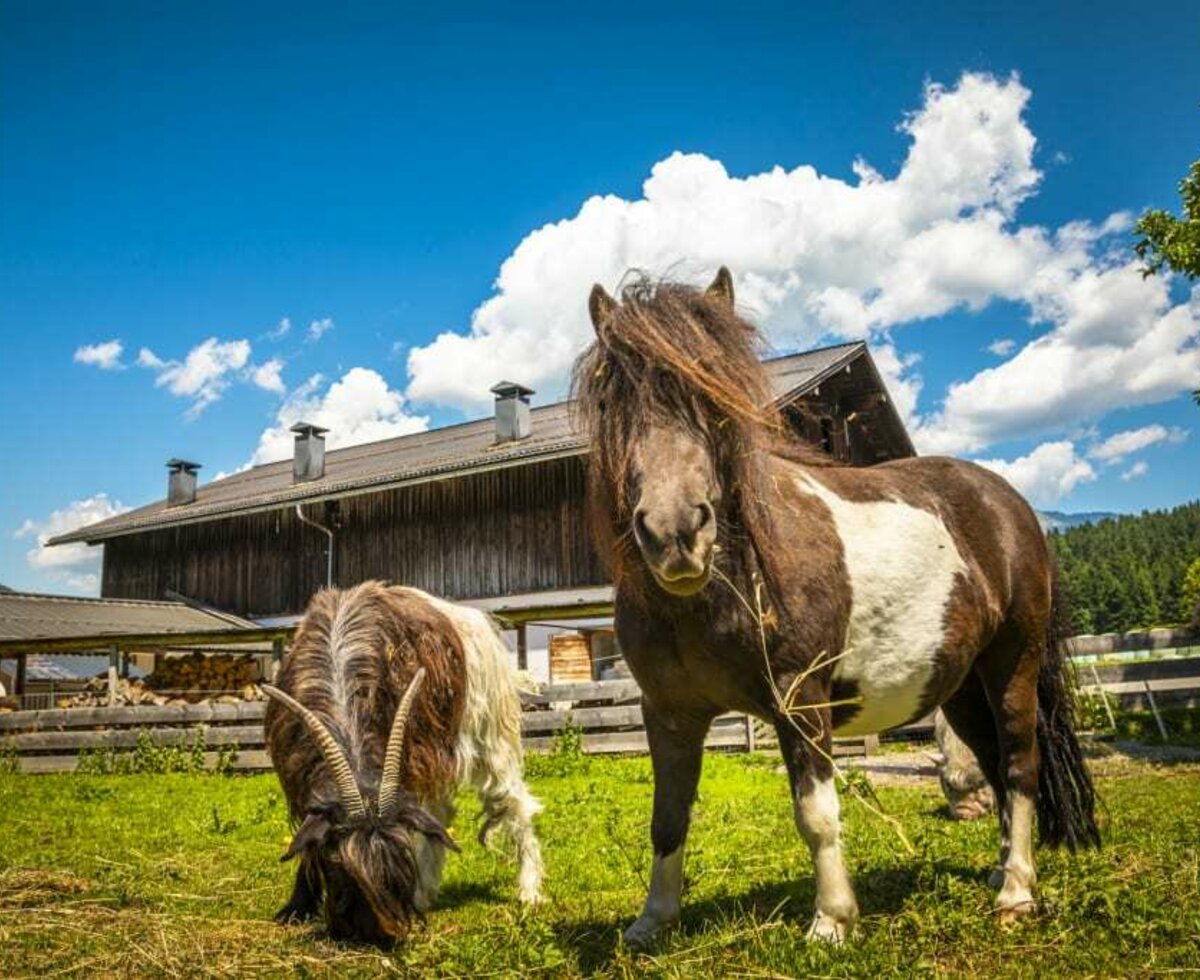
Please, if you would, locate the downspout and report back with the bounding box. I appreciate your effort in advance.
[295,503,334,589]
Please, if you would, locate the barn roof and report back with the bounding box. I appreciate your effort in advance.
[52,341,896,546]
[0,587,262,647]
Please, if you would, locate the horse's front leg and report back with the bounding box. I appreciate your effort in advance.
[623,701,713,948]
[776,716,859,943]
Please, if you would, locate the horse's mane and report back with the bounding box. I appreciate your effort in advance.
[570,272,835,598]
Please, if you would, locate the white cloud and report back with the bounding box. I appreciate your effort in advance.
[913,273,1200,454]
[248,367,428,466]
[399,70,1198,464]
[974,441,1096,507]
[14,494,129,594]
[1121,460,1149,481]
[251,358,286,395]
[307,317,334,343]
[268,317,292,341]
[407,72,1044,410]
[136,338,259,417]
[73,339,124,370]
[1088,424,1188,464]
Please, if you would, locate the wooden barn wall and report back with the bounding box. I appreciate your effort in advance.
[101,456,607,618]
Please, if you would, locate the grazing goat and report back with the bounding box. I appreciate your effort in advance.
[263,581,542,945]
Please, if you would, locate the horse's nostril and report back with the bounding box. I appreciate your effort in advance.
[633,510,654,546]
[696,503,713,532]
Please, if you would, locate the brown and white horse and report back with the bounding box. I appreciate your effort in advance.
[572,268,1098,946]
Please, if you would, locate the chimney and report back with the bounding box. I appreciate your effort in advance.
[291,422,329,482]
[166,459,200,506]
[490,381,534,443]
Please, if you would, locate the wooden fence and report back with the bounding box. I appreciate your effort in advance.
[3,657,1197,774]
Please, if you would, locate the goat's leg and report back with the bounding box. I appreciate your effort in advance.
[623,702,713,948]
[275,858,321,924]
[476,775,544,904]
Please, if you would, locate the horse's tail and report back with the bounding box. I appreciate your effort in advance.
[1036,562,1101,850]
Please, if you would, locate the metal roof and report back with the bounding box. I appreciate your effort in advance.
[0,591,261,650]
[51,342,867,546]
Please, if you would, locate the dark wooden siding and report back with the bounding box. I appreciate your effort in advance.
[102,456,606,618]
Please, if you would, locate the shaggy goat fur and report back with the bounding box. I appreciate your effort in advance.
[264,581,542,943]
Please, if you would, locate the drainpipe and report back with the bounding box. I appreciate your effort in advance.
[295,503,334,589]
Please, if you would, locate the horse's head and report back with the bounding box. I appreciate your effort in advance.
[572,268,773,598]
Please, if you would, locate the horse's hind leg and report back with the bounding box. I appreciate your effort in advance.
[939,670,1009,881]
[623,702,712,948]
[975,629,1043,921]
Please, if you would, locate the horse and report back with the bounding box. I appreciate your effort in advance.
[570,268,1098,946]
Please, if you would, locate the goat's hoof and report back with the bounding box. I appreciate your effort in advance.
[623,914,674,949]
[274,905,317,925]
[806,911,850,944]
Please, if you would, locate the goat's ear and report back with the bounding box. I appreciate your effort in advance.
[706,266,735,308]
[398,803,461,853]
[281,812,332,862]
[588,284,617,337]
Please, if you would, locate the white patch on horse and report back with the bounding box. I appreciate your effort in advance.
[796,475,967,736]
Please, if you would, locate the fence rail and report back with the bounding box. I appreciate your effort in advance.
[3,655,1197,774]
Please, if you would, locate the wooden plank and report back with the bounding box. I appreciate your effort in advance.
[3,725,265,753]
[1080,677,1200,696]
[521,704,644,734]
[539,679,641,705]
[0,701,266,732]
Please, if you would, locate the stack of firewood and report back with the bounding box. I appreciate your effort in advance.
[66,653,266,708]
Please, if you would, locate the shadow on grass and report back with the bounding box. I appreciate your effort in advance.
[437,879,510,907]
[553,862,986,973]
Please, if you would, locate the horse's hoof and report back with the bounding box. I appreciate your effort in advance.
[623,914,673,949]
[996,900,1036,926]
[987,867,1006,889]
[806,911,849,944]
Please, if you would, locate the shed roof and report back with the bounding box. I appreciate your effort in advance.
[0,587,262,647]
[51,342,873,546]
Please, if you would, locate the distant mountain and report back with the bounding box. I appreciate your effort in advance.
[1038,510,1119,532]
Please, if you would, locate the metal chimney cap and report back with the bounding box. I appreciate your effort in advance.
[289,421,329,437]
[166,459,201,473]
[490,381,535,401]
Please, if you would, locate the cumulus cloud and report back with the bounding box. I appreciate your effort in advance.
[136,338,291,415]
[1121,460,1149,481]
[14,494,129,593]
[137,337,252,417]
[307,317,334,343]
[1088,424,1188,464]
[73,339,124,370]
[248,367,428,466]
[251,358,286,395]
[974,441,1097,507]
[402,70,1198,474]
[407,72,1045,410]
[268,317,292,341]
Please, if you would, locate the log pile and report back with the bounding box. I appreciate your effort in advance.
[66,653,266,708]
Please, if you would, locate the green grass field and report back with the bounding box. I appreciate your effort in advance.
[1,750,1198,978]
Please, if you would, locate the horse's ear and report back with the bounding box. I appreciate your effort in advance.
[706,266,735,309]
[588,284,617,337]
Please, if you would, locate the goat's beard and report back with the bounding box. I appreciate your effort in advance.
[322,824,422,946]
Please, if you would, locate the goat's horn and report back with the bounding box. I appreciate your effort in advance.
[262,684,368,821]
[378,667,427,822]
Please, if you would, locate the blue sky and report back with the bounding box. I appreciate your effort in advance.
[2,1,1198,593]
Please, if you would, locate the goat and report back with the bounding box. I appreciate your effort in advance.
[263,581,543,945]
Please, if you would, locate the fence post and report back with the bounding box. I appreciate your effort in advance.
[516,623,528,672]
[271,637,285,682]
[745,714,756,752]
[1143,680,1169,740]
[108,645,119,707]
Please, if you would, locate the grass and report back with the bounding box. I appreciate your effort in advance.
[1,751,1198,978]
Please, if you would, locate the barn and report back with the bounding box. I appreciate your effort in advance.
[51,341,914,676]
